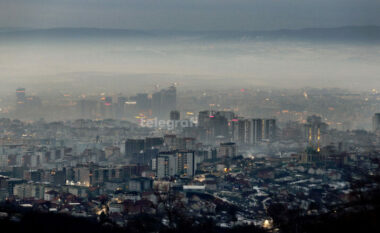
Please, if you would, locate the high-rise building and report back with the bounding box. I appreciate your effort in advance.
[116,96,127,118]
[151,91,162,117]
[16,88,26,104]
[373,113,380,132]
[125,139,145,157]
[164,134,177,150]
[304,115,328,152]
[198,110,229,143]
[219,142,237,158]
[176,151,196,177]
[135,93,150,112]
[216,111,235,121]
[211,112,229,139]
[151,86,176,119]
[170,110,180,121]
[15,88,27,116]
[156,150,196,178]
[162,85,177,115]
[198,110,215,128]
[264,119,276,141]
[156,151,176,178]
[232,118,276,145]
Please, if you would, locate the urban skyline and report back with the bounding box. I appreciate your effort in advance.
[1,1,380,233]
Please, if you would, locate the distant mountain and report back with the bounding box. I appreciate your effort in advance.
[0,26,380,42]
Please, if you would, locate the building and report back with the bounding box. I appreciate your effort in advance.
[264,119,276,141]
[145,137,164,149]
[170,110,180,121]
[135,93,150,112]
[232,118,276,145]
[156,151,196,178]
[116,96,128,118]
[0,176,8,200]
[198,111,229,143]
[16,88,26,104]
[219,142,237,158]
[198,110,215,128]
[128,178,153,192]
[13,182,46,200]
[151,86,177,119]
[373,113,380,132]
[304,115,328,152]
[125,139,145,158]
[176,151,196,177]
[156,151,177,178]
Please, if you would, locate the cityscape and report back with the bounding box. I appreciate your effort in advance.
[1,1,380,233]
[0,85,380,233]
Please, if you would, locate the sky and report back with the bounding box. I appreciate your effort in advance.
[0,0,380,31]
[0,0,379,94]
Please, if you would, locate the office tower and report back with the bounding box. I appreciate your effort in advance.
[198,111,229,143]
[304,115,328,152]
[151,91,162,117]
[105,96,113,118]
[152,86,177,119]
[96,96,114,119]
[211,112,229,139]
[170,110,180,121]
[216,111,235,121]
[124,100,137,118]
[135,93,150,112]
[125,139,145,157]
[15,88,27,117]
[198,110,215,128]
[16,88,26,104]
[219,142,237,158]
[116,96,127,118]
[373,113,380,132]
[162,85,177,116]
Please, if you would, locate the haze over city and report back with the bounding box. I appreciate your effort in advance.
[0,1,380,233]
[0,0,379,93]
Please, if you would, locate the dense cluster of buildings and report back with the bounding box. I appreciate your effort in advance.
[10,86,176,121]
[0,87,380,229]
